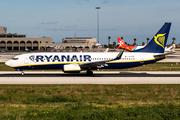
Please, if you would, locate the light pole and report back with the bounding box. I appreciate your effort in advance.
[95,7,100,43]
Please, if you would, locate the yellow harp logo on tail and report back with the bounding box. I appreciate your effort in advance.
[154,33,166,48]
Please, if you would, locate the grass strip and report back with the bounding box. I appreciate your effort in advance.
[0,84,180,119]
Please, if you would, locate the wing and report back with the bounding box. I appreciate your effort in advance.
[79,49,124,69]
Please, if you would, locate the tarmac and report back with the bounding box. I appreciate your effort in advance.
[0,71,180,84]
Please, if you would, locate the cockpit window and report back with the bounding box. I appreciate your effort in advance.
[12,58,18,60]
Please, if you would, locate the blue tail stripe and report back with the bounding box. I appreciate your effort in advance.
[132,22,171,53]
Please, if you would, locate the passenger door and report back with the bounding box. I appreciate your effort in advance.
[24,55,29,64]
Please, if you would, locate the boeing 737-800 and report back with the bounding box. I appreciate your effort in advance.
[5,22,172,75]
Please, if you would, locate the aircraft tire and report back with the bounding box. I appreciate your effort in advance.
[21,72,24,76]
[86,70,93,76]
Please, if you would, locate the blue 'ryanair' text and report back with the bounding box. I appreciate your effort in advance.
[29,55,91,62]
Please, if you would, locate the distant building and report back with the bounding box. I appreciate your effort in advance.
[0,27,97,51]
[0,27,7,33]
[40,37,97,51]
[63,37,96,43]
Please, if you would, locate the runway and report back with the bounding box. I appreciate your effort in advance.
[0,71,180,84]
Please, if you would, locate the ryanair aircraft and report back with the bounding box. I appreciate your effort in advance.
[5,22,172,75]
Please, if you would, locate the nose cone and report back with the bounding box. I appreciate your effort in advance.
[5,60,11,67]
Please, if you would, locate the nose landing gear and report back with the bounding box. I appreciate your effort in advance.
[21,71,24,76]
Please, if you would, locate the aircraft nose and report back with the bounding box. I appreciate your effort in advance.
[5,60,11,67]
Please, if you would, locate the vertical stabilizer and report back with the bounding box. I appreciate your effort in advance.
[132,22,171,53]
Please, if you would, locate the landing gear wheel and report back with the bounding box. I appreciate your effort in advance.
[86,70,93,76]
[21,72,24,76]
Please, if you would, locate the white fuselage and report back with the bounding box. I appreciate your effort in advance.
[5,51,164,71]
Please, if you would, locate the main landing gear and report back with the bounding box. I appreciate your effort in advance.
[15,69,24,76]
[86,70,93,76]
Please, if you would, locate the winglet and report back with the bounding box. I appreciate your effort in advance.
[104,48,109,53]
[114,48,124,60]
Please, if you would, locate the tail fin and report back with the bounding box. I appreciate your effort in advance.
[117,37,136,51]
[117,37,122,43]
[132,22,171,53]
[117,37,126,47]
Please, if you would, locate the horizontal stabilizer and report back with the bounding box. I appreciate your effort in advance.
[153,51,175,58]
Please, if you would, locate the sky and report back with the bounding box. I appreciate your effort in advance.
[0,0,180,45]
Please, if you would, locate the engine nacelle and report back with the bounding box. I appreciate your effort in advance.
[63,64,81,73]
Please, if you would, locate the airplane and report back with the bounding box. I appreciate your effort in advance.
[117,37,175,52]
[164,44,175,52]
[117,37,144,51]
[5,22,171,75]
